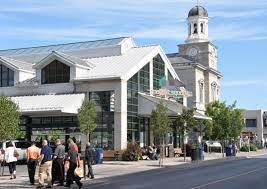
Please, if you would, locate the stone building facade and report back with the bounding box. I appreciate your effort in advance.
[167,6,222,114]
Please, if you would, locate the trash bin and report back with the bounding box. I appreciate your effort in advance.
[225,146,232,157]
[191,148,198,161]
[198,146,204,160]
[95,148,104,164]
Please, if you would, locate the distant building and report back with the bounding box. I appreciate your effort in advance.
[168,5,222,114]
[242,110,267,145]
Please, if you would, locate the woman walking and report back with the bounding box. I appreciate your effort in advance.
[65,142,82,188]
[5,141,18,179]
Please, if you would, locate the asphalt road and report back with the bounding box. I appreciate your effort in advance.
[84,155,267,189]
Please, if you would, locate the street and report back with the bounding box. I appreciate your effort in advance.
[84,155,267,189]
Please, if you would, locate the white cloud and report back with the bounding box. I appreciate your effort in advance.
[221,80,267,87]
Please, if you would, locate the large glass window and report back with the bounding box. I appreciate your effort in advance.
[41,60,70,84]
[153,55,165,90]
[246,119,257,127]
[89,91,114,150]
[0,64,14,87]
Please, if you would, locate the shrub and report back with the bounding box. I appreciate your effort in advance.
[250,144,258,151]
[122,142,142,161]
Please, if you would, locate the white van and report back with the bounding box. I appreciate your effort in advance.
[0,140,30,161]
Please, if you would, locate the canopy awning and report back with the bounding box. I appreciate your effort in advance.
[11,93,85,115]
[138,93,211,120]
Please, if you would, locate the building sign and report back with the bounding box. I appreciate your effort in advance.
[153,86,192,98]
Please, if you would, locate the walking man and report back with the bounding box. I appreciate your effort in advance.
[52,139,65,186]
[85,142,95,179]
[38,140,53,188]
[26,141,40,185]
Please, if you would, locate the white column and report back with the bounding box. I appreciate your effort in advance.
[114,80,128,150]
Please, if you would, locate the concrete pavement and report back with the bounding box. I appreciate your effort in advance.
[0,149,267,188]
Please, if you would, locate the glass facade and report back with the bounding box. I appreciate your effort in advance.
[89,91,115,150]
[0,64,14,87]
[153,55,165,90]
[127,63,150,141]
[41,60,70,84]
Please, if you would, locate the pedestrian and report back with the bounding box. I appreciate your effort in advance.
[26,141,41,185]
[67,138,78,153]
[65,142,83,188]
[38,140,53,188]
[85,142,95,179]
[52,139,65,186]
[5,141,18,179]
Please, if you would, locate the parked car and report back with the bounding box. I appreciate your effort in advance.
[0,140,30,162]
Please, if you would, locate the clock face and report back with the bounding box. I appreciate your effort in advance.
[188,47,198,57]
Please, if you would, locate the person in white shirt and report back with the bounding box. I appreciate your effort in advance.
[5,141,18,179]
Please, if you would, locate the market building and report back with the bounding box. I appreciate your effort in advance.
[0,36,208,150]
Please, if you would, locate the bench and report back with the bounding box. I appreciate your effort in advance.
[174,148,183,157]
[103,150,123,161]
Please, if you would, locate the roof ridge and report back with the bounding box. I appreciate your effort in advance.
[0,36,130,52]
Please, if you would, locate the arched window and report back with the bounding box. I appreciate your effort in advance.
[188,23,191,35]
[199,80,204,103]
[194,23,198,34]
[201,23,204,33]
[41,60,70,84]
[211,82,217,101]
[0,64,14,87]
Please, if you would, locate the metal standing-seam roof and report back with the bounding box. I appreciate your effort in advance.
[75,45,159,80]
[0,56,34,72]
[11,93,85,114]
[0,37,128,57]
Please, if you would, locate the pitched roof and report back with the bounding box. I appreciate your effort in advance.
[33,51,95,69]
[76,45,159,80]
[0,56,34,72]
[138,93,211,120]
[11,93,85,114]
[0,37,128,57]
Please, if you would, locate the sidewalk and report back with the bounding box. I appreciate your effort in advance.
[0,149,267,188]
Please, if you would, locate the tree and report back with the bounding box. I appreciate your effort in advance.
[77,100,97,142]
[0,95,20,142]
[150,101,172,166]
[206,101,245,156]
[174,108,197,161]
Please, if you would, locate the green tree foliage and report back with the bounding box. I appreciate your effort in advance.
[151,101,172,142]
[206,101,245,141]
[175,108,197,136]
[77,100,97,141]
[0,95,20,142]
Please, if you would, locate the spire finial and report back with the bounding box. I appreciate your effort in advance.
[197,0,199,6]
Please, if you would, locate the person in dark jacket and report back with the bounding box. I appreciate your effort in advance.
[85,142,95,179]
[52,139,65,186]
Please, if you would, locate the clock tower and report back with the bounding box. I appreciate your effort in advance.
[167,5,222,113]
[178,5,218,70]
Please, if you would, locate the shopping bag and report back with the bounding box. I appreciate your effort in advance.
[74,167,83,178]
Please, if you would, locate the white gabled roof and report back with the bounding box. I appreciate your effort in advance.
[33,51,94,69]
[11,93,85,114]
[74,45,180,81]
[0,56,34,73]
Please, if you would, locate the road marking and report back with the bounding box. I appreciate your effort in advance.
[191,166,267,189]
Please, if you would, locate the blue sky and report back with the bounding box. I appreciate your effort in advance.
[0,0,266,109]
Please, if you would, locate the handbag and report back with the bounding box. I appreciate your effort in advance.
[74,167,83,178]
